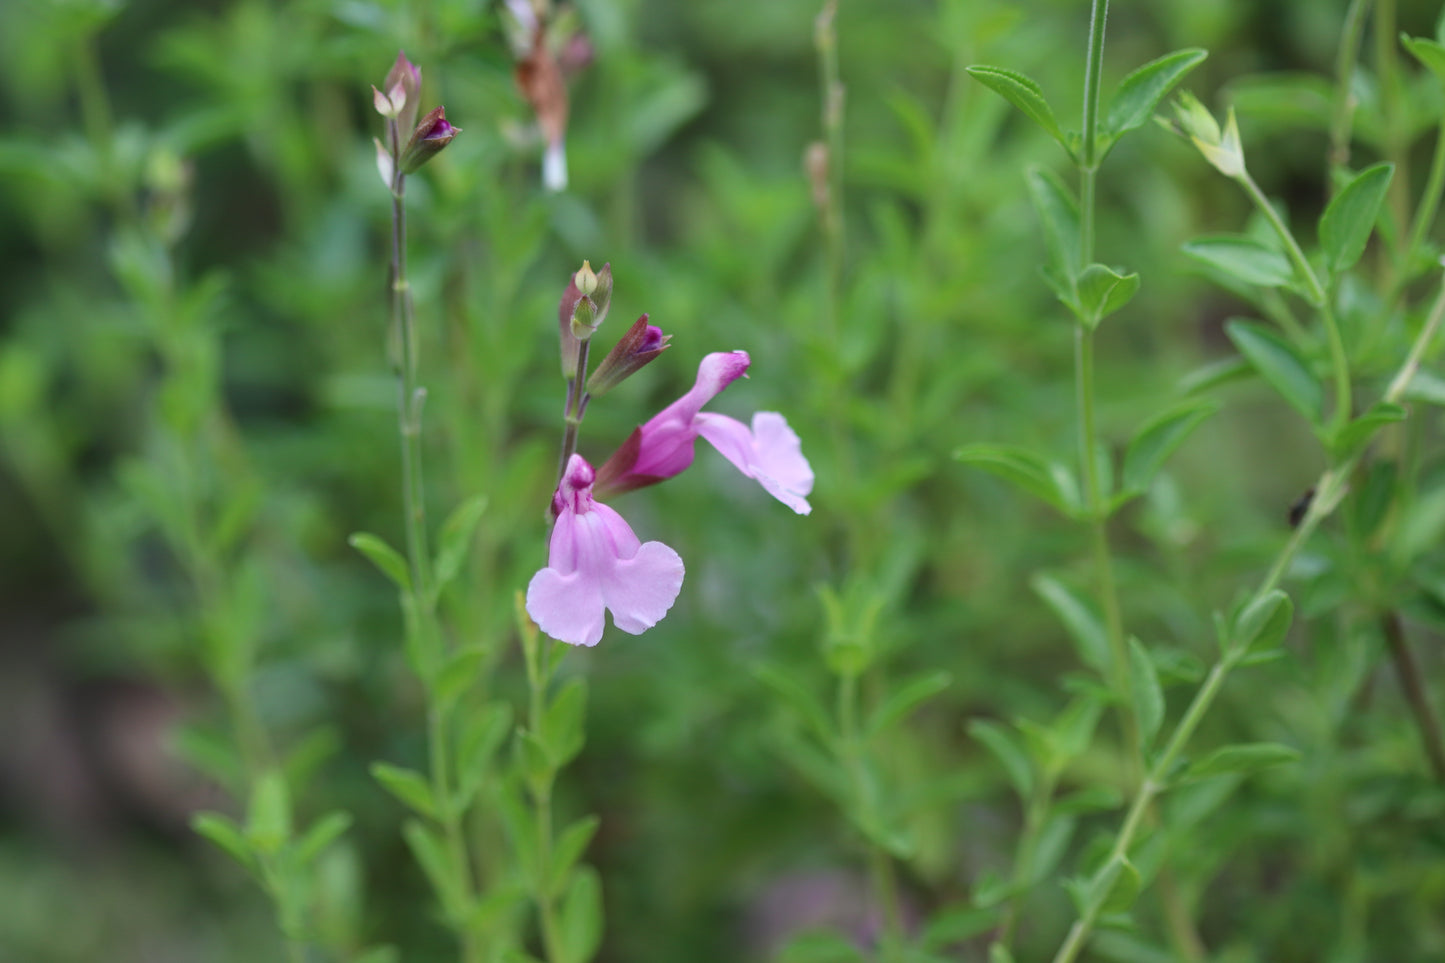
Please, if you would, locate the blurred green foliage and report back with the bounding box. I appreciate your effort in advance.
[3,1,1445,962]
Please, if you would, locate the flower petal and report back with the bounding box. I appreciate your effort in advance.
[603,540,685,634]
[526,566,606,647]
[695,411,813,514]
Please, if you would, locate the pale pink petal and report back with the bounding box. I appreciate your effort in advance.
[527,567,606,646]
[604,540,685,634]
[642,351,750,435]
[694,411,813,515]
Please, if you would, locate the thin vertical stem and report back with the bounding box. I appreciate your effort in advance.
[1328,0,1372,176]
[1381,613,1445,782]
[1374,0,1410,231]
[388,125,479,963]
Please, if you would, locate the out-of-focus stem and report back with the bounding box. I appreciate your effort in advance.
[1382,613,1445,783]
[1328,0,1371,175]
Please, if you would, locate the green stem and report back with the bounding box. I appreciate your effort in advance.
[1328,0,1372,175]
[555,339,592,488]
[1374,0,1410,232]
[389,127,479,963]
[997,768,1059,949]
[522,634,566,963]
[1380,612,1445,782]
[1073,0,1138,773]
[1049,265,1445,963]
[1400,119,1445,293]
[816,0,846,346]
[1237,170,1352,432]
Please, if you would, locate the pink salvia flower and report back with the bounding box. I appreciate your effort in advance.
[594,351,814,514]
[526,455,685,647]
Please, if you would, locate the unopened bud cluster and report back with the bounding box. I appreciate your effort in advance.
[372,51,459,187]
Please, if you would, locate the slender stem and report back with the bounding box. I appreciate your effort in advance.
[522,634,566,962]
[555,338,592,488]
[1374,0,1410,232]
[816,0,846,346]
[1072,0,1137,772]
[388,125,479,963]
[1403,122,1445,279]
[1050,264,1445,963]
[1237,170,1352,432]
[997,768,1059,949]
[1380,613,1445,782]
[1328,0,1371,175]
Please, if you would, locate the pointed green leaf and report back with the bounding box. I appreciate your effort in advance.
[1182,742,1301,781]
[455,702,512,811]
[1228,590,1293,659]
[1329,401,1406,460]
[1075,263,1140,329]
[349,531,411,593]
[1183,235,1294,287]
[1180,355,1252,395]
[1128,638,1164,751]
[967,719,1034,801]
[779,931,869,963]
[1031,573,1109,673]
[988,942,1018,963]
[955,444,1081,517]
[1026,166,1082,279]
[433,646,488,709]
[294,811,353,866]
[921,904,1002,950]
[371,762,437,819]
[550,815,602,898]
[865,670,951,739]
[192,812,256,871]
[402,819,466,921]
[1401,368,1445,405]
[1105,48,1209,140]
[1319,163,1393,274]
[966,66,1068,150]
[1090,857,1142,914]
[1121,398,1220,494]
[1404,35,1445,85]
[559,864,603,963]
[434,494,488,596]
[542,678,588,768]
[1226,320,1324,424]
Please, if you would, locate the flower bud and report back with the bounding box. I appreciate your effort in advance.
[586,315,671,396]
[575,260,598,297]
[570,295,599,340]
[558,274,583,378]
[399,106,459,175]
[374,136,395,188]
[384,51,423,134]
[1169,92,1246,179]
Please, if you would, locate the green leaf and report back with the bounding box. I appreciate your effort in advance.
[1404,35,1445,86]
[1182,742,1302,781]
[1026,166,1081,279]
[1090,857,1142,914]
[246,770,291,854]
[921,904,1002,950]
[433,646,488,710]
[988,942,1018,963]
[455,702,512,811]
[1329,401,1406,460]
[966,66,1069,151]
[1180,355,1253,395]
[1226,320,1324,425]
[1105,48,1208,140]
[1183,235,1294,287]
[348,531,411,593]
[778,931,869,963]
[294,811,353,866]
[192,811,256,871]
[370,762,437,819]
[1128,638,1164,751]
[1075,263,1140,329]
[402,819,466,922]
[1229,590,1293,659]
[967,719,1034,801]
[955,444,1080,517]
[560,864,604,963]
[542,678,588,768]
[1050,694,1105,761]
[1121,398,1220,495]
[550,815,601,898]
[755,663,834,745]
[434,494,488,597]
[1319,163,1393,274]
[865,670,951,739]
[1031,573,1109,673]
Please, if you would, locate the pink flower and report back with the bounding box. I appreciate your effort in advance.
[594,351,814,514]
[526,455,685,647]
